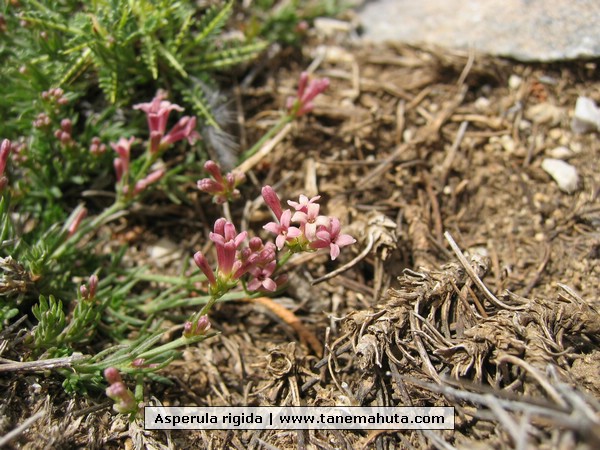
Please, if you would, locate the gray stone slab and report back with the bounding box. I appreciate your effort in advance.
[356,0,600,61]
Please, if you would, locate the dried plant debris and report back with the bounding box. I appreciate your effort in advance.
[336,256,600,448]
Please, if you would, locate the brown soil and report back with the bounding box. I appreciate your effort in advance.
[2,35,600,449]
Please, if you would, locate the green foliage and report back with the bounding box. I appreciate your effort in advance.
[31,294,66,351]
[0,0,266,140]
[0,0,266,229]
[0,304,18,331]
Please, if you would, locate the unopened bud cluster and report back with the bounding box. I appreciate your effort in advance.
[79,274,98,300]
[183,314,211,338]
[197,160,245,204]
[54,118,74,147]
[89,137,107,155]
[41,87,68,106]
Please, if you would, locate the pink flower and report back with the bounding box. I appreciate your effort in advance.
[134,93,200,152]
[247,260,277,292]
[0,139,11,189]
[286,71,330,117]
[287,194,321,213]
[263,209,301,250]
[311,218,356,260]
[67,206,87,236]
[133,168,165,195]
[111,137,135,179]
[292,203,330,241]
[261,185,283,220]
[209,219,247,277]
[133,93,184,136]
[193,251,216,286]
[162,116,200,147]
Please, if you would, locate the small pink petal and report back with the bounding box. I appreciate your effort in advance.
[263,222,281,234]
[336,234,356,247]
[287,227,302,239]
[262,278,277,292]
[247,279,261,291]
[275,234,286,250]
[330,244,341,260]
[291,211,308,224]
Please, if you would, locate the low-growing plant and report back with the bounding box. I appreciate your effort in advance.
[0,70,353,419]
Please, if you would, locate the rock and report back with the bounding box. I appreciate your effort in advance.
[571,96,600,134]
[148,238,181,266]
[356,0,600,61]
[547,146,574,160]
[541,158,579,194]
[474,97,491,112]
[508,75,523,90]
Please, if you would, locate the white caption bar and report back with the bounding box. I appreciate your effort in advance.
[145,406,454,430]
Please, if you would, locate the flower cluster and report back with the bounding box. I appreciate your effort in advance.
[193,186,355,298]
[193,217,288,297]
[79,274,98,300]
[108,93,200,200]
[111,136,165,198]
[111,137,134,185]
[89,137,106,156]
[197,160,245,204]
[133,92,200,154]
[104,368,138,415]
[286,71,330,117]
[262,186,355,260]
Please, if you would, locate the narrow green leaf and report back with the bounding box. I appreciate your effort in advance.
[157,44,187,78]
[193,0,233,46]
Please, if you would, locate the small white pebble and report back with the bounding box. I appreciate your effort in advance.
[474,97,491,111]
[499,135,516,153]
[547,146,574,160]
[508,74,522,90]
[571,96,600,134]
[518,119,532,130]
[541,158,579,194]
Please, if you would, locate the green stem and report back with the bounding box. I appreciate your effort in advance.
[50,200,126,261]
[240,114,294,161]
[133,272,206,286]
[276,249,293,270]
[135,332,213,361]
[140,290,253,315]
